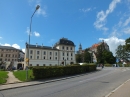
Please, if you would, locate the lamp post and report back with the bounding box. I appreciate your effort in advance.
[26,5,40,80]
[88,50,93,63]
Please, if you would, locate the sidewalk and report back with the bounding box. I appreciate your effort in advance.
[6,71,21,84]
[105,79,130,97]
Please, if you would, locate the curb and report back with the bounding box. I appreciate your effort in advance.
[0,70,100,91]
[105,78,130,97]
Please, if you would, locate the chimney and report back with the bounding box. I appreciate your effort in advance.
[52,44,53,49]
[36,43,37,47]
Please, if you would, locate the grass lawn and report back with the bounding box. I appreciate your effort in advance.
[13,70,34,82]
[0,71,8,84]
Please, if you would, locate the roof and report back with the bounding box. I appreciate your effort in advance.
[26,44,58,50]
[0,46,18,50]
[54,38,75,47]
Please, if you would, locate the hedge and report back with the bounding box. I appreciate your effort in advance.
[32,65,96,79]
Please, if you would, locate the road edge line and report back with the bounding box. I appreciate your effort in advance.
[105,78,130,97]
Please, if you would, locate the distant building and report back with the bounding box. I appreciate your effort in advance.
[24,38,76,68]
[0,46,25,69]
[90,40,110,62]
[90,40,109,53]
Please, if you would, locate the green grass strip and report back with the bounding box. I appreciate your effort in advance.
[0,71,8,84]
[13,70,34,82]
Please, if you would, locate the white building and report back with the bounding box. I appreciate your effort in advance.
[24,38,76,67]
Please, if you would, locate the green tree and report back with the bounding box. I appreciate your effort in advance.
[96,42,115,64]
[83,48,91,63]
[125,37,130,59]
[75,54,82,63]
[115,44,128,60]
[115,37,130,61]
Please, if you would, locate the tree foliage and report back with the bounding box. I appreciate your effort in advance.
[83,48,91,63]
[115,37,130,61]
[96,42,115,64]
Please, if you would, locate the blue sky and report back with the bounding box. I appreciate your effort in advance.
[0,0,130,55]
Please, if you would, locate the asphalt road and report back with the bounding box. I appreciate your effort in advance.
[0,67,130,97]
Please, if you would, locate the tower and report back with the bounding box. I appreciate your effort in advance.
[79,43,82,54]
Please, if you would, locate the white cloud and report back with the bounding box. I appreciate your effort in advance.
[36,7,47,17]
[12,44,20,49]
[0,43,21,49]
[123,27,130,34]
[0,37,2,39]
[79,8,91,13]
[123,17,130,26]
[99,36,125,56]
[94,0,120,31]
[26,27,33,36]
[26,27,30,35]
[34,31,40,37]
[22,49,25,53]
[2,43,11,46]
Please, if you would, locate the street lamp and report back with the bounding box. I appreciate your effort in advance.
[26,5,40,80]
[88,50,93,63]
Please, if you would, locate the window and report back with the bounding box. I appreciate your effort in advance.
[62,46,64,50]
[43,64,46,66]
[71,58,73,60]
[63,57,64,60]
[63,52,64,56]
[12,55,14,57]
[8,59,10,61]
[50,57,51,60]
[50,52,52,55]
[1,54,3,57]
[67,58,68,60]
[70,47,72,50]
[30,56,32,59]
[5,59,7,61]
[15,55,17,58]
[30,50,33,54]
[55,57,57,60]
[44,56,45,59]
[66,47,68,50]
[55,52,57,56]
[44,51,46,55]
[71,53,73,56]
[37,64,39,66]
[37,56,39,59]
[30,64,32,66]
[9,54,10,57]
[67,53,68,56]
[37,51,39,54]
[12,59,14,61]
[6,54,8,57]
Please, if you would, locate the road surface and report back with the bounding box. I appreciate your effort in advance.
[0,67,130,97]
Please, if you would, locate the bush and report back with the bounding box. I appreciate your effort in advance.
[32,64,96,79]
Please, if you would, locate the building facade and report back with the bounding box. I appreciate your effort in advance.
[0,46,25,69]
[25,38,76,67]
